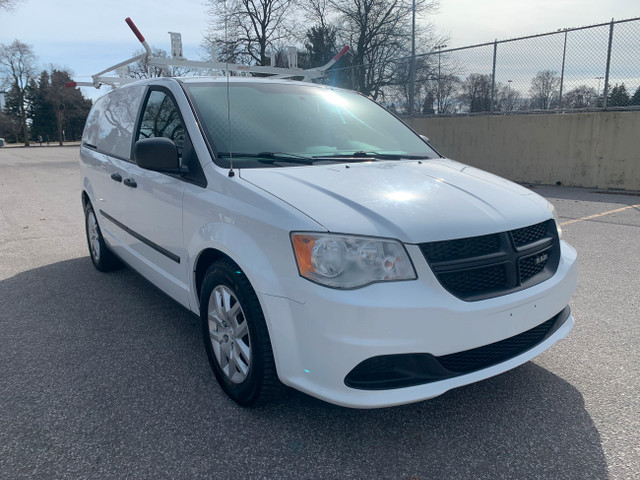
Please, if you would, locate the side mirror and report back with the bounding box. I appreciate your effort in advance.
[134,137,180,171]
[420,134,430,144]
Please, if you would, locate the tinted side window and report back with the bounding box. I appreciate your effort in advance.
[88,85,145,159]
[82,95,106,147]
[137,91,185,152]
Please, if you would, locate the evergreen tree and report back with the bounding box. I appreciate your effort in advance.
[629,85,640,106]
[2,84,27,142]
[608,83,630,107]
[422,91,435,114]
[303,25,338,68]
[301,24,352,89]
[0,104,22,143]
[29,70,57,140]
[25,68,92,144]
[49,69,92,143]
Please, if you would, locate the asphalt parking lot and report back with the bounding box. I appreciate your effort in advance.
[1,146,638,479]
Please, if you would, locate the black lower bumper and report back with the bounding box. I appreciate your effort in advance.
[344,306,572,390]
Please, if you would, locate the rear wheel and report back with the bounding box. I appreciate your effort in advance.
[84,202,121,272]
[200,259,281,406]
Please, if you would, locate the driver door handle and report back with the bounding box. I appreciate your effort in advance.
[123,178,137,188]
[110,173,122,182]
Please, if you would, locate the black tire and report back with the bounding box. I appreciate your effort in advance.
[84,202,121,272]
[200,259,281,406]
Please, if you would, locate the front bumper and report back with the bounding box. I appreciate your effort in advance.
[344,306,571,390]
[259,241,577,408]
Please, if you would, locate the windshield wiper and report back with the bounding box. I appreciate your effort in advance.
[218,152,313,165]
[312,151,433,161]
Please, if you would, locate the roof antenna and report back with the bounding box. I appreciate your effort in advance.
[226,72,234,177]
[224,0,234,178]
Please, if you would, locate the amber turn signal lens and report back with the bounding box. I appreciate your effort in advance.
[291,234,316,275]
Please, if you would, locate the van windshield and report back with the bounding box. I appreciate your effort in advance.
[184,82,438,168]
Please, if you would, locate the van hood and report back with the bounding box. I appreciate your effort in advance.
[239,159,552,243]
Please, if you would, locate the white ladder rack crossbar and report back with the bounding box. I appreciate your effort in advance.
[66,18,349,89]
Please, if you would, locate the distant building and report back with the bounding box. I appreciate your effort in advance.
[0,91,5,111]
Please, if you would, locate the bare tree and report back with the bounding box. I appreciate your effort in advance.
[329,0,439,100]
[203,0,294,66]
[530,70,560,110]
[0,109,21,142]
[563,85,598,109]
[127,47,195,79]
[432,73,460,114]
[459,74,492,113]
[299,0,339,69]
[391,56,429,113]
[302,0,335,32]
[393,57,459,115]
[0,40,36,145]
[0,0,23,12]
[494,82,521,112]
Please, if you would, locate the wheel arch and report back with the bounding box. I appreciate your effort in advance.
[194,248,235,303]
[81,190,90,209]
[189,219,299,306]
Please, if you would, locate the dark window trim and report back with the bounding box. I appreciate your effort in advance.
[99,209,181,264]
[129,85,150,162]
[178,81,222,168]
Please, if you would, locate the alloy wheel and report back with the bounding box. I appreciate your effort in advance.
[207,285,252,383]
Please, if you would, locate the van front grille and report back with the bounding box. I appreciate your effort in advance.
[419,220,560,301]
[420,233,500,262]
[511,221,550,247]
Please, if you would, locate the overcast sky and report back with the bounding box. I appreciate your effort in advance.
[0,0,638,100]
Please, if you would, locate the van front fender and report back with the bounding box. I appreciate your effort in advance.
[188,221,304,307]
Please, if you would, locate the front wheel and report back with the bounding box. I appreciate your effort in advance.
[200,259,281,406]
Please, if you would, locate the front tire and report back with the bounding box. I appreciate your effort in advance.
[84,202,121,272]
[200,259,280,406]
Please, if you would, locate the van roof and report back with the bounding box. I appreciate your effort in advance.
[176,76,324,87]
[112,75,334,90]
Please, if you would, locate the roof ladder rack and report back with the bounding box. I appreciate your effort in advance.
[66,17,349,89]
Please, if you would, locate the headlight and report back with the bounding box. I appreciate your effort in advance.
[547,202,563,239]
[291,233,417,289]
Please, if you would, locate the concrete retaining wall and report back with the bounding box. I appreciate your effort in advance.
[404,111,640,191]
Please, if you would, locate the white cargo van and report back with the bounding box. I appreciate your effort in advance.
[80,76,577,408]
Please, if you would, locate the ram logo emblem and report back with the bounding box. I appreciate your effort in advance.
[534,253,549,265]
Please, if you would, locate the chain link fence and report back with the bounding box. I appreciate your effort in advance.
[323,17,640,116]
